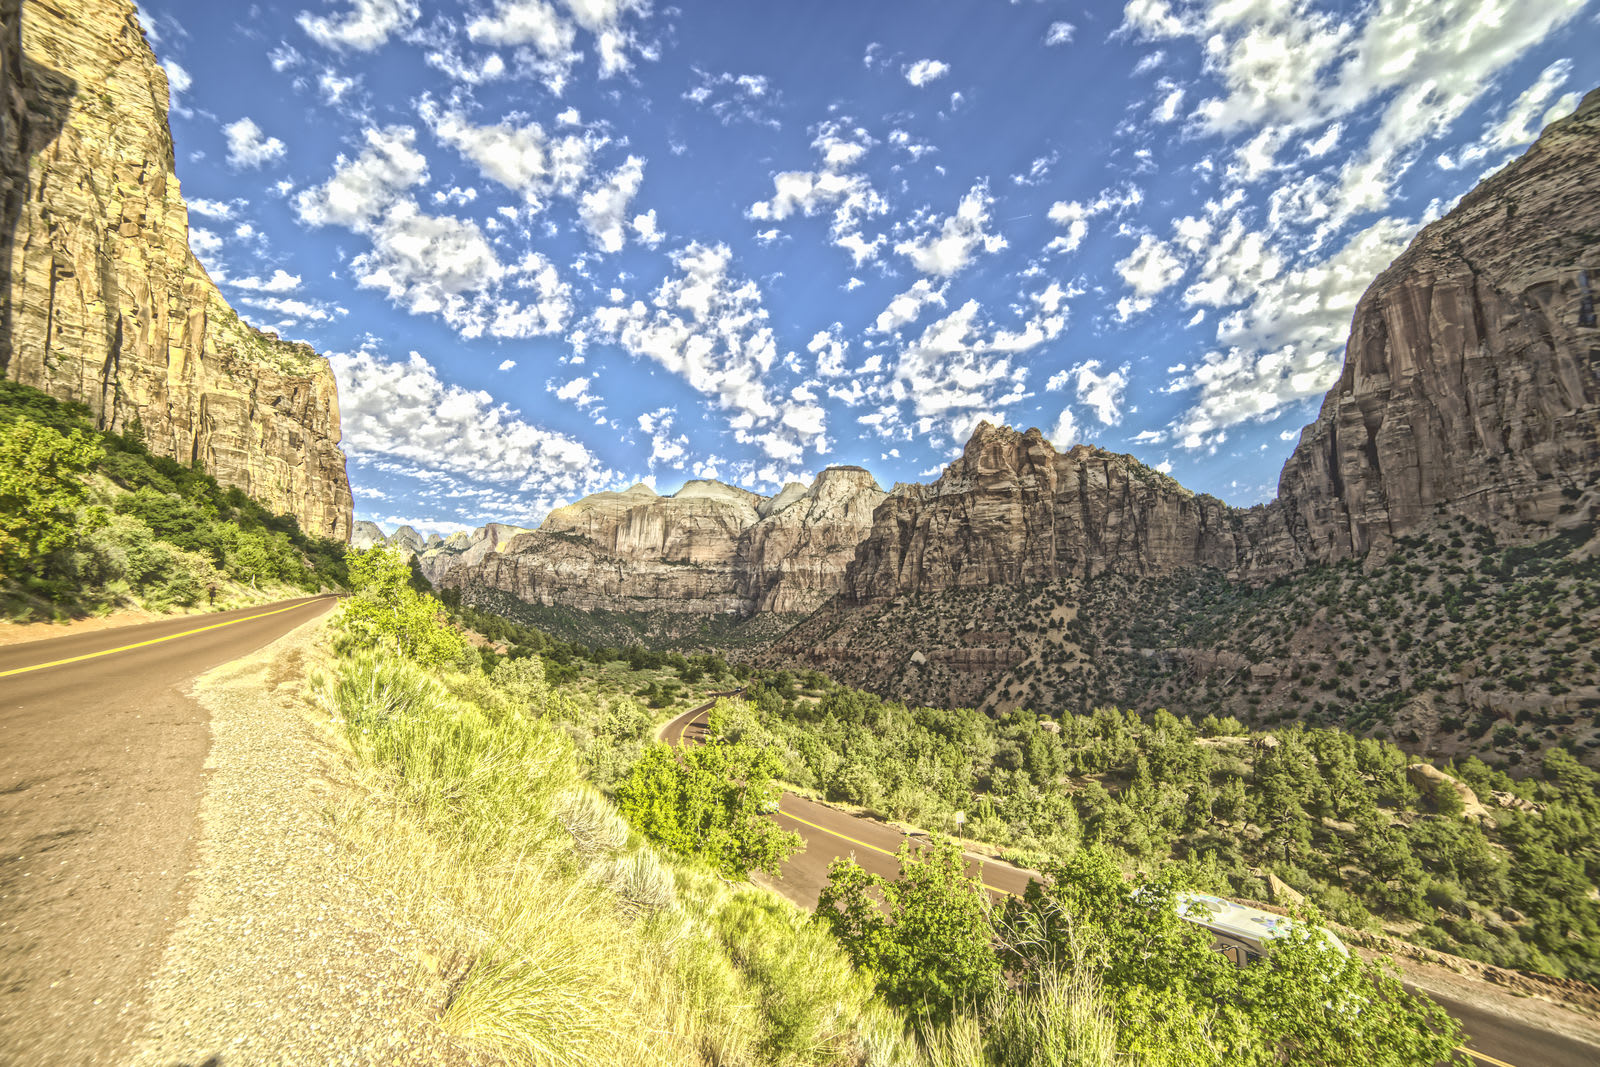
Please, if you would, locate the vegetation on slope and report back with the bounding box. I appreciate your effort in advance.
[776,517,1600,768]
[341,549,1468,1063]
[716,672,1600,984]
[0,381,347,618]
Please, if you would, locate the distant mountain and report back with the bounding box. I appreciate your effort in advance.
[0,0,352,539]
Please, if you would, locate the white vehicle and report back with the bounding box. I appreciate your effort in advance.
[1175,892,1349,968]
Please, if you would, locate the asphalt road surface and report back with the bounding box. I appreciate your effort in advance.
[664,700,1600,1067]
[0,595,338,1066]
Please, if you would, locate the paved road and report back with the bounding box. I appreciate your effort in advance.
[0,595,338,1066]
[664,700,1600,1067]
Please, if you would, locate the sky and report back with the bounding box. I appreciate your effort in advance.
[134,0,1599,536]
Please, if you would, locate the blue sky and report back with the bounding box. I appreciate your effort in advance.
[135,0,1598,535]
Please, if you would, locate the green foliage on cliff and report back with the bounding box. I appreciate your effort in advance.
[0,380,347,618]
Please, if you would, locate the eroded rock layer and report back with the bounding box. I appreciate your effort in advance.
[1,0,351,539]
[1276,89,1600,560]
[429,468,887,619]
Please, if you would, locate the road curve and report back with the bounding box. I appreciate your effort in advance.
[0,594,339,1066]
[660,700,1600,1067]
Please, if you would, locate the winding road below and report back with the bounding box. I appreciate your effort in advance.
[663,700,1600,1067]
[0,595,338,1066]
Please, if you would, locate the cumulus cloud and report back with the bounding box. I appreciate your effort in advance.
[296,125,573,338]
[1050,407,1079,449]
[1169,215,1416,445]
[331,346,622,517]
[1045,21,1075,46]
[1113,232,1185,320]
[894,180,1007,278]
[904,59,950,86]
[747,120,889,265]
[872,279,947,334]
[1070,361,1130,424]
[297,0,418,52]
[420,98,598,209]
[223,118,287,169]
[578,155,646,253]
[1438,60,1581,172]
[468,0,649,89]
[1046,183,1142,255]
[592,243,823,466]
[227,269,302,293]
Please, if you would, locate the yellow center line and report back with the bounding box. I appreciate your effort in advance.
[0,599,326,679]
[776,807,1014,895]
[1458,1047,1519,1067]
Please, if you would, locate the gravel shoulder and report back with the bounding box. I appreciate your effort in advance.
[131,614,471,1066]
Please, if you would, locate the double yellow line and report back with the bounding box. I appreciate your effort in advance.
[776,807,1016,896]
[0,598,324,678]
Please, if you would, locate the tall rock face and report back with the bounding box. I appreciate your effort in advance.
[738,466,886,613]
[845,425,1249,602]
[1276,89,1600,561]
[1,0,352,539]
[437,469,888,620]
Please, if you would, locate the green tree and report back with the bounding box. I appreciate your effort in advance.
[815,837,1001,1022]
[0,417,103,579]
[615,740,800,878]
[340,546,469,669]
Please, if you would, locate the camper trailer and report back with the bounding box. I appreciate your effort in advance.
[1175,893,1349,967]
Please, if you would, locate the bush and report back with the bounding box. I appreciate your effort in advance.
[816,837,1001,1023]
[615,741,800,878]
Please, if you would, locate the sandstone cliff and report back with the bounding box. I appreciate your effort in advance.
[435,469,886,621]
[1,0,352,539]
[844,425,1248,601]
[1275,88,1600,560]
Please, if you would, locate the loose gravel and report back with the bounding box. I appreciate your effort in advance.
[130,616,475,1066]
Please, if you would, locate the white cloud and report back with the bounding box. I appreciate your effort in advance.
[1049,408,1079,449]
[223,118,287,169]
[593,243,822,466]
[894,180,1007,278]
[904,59,951,87]
[468,0,648,88]
[296,125,428,227]
[1045,183,1142,255]
[747,120,889,265]
[161,59,191,110]
[807,325,849,377]
[551,374,601,410]
[578,155,646,253]
[421,100,599,210]
[1170,214,1415,444]
[1045,21,1075,46]
[1439,60,1580,171]
[297,0,418,52]
[1113,232,1185,319]
[330,346,621,517]
[189,227,222,259]
[228,269,302,293]
[498,359,517,371]
[872,279,947,334]
[188,198,235,220]
[296,125,573,338]
[1071,361,1130,425]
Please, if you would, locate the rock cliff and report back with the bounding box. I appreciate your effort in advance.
[435,468,886,621]
[1,0,351,539]
[843,426,1247,601]
[1275,88,1600,560]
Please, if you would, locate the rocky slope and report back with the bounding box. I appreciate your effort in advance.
[423,468,886,629]
[1275,88,1600,561]
[1,0,351,539]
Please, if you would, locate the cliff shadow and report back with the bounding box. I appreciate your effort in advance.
[0,0,76,375]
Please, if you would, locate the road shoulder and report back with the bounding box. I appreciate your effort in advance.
[131,612,468,1065]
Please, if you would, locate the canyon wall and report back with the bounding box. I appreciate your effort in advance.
[1,0,351,539]
[1275,88,1600,561]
